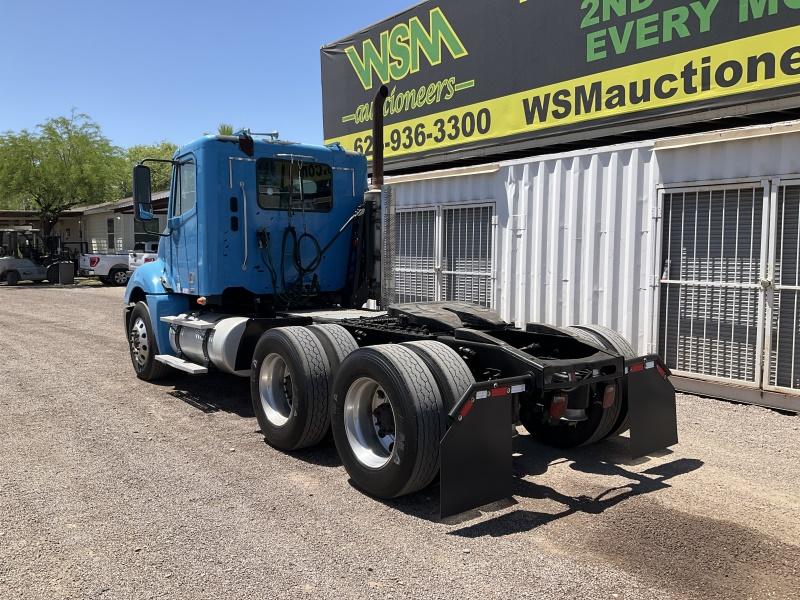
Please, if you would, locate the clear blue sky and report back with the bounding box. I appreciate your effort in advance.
[0,0,413,148]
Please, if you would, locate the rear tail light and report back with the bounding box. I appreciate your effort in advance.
[144,257,156,263]
[602,384,616,409]
[89,256,99,268]
[549,394,568,419]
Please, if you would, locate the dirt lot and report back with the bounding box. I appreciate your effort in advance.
[0,284,798,600]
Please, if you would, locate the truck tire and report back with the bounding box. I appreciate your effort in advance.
[5,270,20,286]
[520,325,624,448]
[128,301,170,381]
[307,324,358,374]
[402,341,475,413]
[110,269,129,286]
[573,324,636,438]
[331,345,444,499]
[251,326,332,451]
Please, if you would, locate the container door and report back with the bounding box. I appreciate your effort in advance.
[167,157,198,294]
[441,205,495,307]
[393,204,496,307]
[394,208,438,303]
[764,181,800,393]
[658,184,770,387]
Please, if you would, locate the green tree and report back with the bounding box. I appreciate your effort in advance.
[117,141,178,198]
[0,111,123,235]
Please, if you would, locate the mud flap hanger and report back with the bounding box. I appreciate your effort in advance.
[440,374,531,519]
[438,355,679,519]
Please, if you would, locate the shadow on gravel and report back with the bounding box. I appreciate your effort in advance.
[447,435,703,537]
[160,372,344,468]
[379,433,703,534]
[161,373,254,418]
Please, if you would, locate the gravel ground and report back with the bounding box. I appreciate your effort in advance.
[0,284,798,600]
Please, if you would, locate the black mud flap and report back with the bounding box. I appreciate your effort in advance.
[626,356,678,458]
[440,376,530,519]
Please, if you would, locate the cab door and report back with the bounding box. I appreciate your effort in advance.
[166,156,199,294]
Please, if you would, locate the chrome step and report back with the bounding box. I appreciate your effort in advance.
[154,354,208,375]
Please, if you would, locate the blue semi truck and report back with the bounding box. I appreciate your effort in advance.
[123,101,678,517]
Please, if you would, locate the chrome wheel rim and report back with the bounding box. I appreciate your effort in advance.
[259,354,293,427]
[343,377,396,469]
[115,271,128,285]
[129,317,150,369]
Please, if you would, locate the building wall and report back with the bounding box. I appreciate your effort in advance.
[83,212,122,253]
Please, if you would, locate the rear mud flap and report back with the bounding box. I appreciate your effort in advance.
[440,377,529,519]
[627,356,679,458]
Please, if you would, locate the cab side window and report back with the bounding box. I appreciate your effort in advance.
[172,158,197,217]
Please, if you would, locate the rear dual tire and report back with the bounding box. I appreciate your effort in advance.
[331,341,473,500]
[331,345,445,499]
[250,326,332,451]
[250,329,475,500]
[520,325,634,448]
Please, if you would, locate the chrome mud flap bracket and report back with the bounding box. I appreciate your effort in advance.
[626,355,679,458]
[440,375,531,519]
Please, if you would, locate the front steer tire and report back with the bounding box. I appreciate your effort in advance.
[331,345,445,500]
[128,301,170,381]
[250,327,332,452]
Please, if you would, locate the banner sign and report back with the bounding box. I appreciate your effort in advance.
[321,0,800,168]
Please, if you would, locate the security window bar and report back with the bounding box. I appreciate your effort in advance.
[659,186,765,383]
[394,204,494,308]
[394,209,437,303]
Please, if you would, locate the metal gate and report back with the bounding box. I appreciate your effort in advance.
[658,180,800,398]
[767,182,800,392]
[394,204,495,307]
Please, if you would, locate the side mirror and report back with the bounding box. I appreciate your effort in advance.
[133,164,155,222]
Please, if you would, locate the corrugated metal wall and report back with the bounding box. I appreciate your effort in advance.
[389,141,660,354]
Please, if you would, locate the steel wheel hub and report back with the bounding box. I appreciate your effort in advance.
[343,377,397,469]
[129,317,150,369]
[259,353,294,427]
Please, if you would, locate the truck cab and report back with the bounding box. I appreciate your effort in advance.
[125,134,369,307]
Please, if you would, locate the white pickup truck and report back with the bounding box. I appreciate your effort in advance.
[78,253,131,286]
[128,242,159,273]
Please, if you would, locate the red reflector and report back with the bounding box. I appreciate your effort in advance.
[459,399,475,419]
[602,384,616,409]
[656,365,667,379]
[89,256,99,268]
[549,395,567,419]
[629,363,645,373]
[490,387,509,398]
